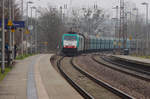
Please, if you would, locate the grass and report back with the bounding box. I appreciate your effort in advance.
[0,67,12,81]
[16,54,34,60]
[0,54,34,81]
[139,56,150,59]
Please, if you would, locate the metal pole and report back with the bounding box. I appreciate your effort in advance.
[30,7,33,54]
[141,2,147,55]
[25,1,33,54]
[146,4,149,55]
[1,0,5,73]
[122,0,126,49]
[135,8,139,55]
[34,10,37,53]
[35,10,38,53]
[129,10,132,54]
[119,0,122,53]
[26,2,29,54]
[116,6,119,39]
[12,2,15,60]
[112,6,119,52]
[35,10,40,53]
[142,2,149,55]
[33,7,37,54]
[21,0,24,55]
[146,4,148,25]
[113,6,119,39]
[116,6,119,53]
[9,0,12,64]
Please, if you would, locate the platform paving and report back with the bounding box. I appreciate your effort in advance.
[111,55,150,66]
[0,54,83,99]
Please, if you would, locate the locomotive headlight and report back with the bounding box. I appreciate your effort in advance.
[72,41,77,46]
[63,40,77,47]
[64,41,69,46]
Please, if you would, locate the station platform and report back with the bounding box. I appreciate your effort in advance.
[0,54,82,99]
[111,55,150,66]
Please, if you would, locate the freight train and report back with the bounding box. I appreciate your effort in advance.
[61,32,136,55]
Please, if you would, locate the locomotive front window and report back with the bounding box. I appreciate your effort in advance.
[64,36,77,41]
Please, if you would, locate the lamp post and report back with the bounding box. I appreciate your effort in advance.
[126,11,132,37]
[142,2,149,24]
[141,2,149,55]
[34,9,38,53]
[1,0,5,73]
[26,1,33,26]
[8,0,12,65]
[26,1,33,54]
[34,9,41,53]
[124,11,132,54]
[12,0,15,61]
[30,6,36,54]
[112,6,119,54]
[21,0,24,55]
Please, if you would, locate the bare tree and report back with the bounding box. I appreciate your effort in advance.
[70,7,111,37]
[36,6,68,52]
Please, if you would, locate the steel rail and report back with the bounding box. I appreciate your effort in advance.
[92,55,150,81]
[71,57,134,99]
[102,56,150,76]
[57,57,94,99]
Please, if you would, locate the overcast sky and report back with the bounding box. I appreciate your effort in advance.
[22,0,150,18]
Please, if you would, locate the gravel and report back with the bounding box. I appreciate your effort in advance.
[75,55,150,99]
[62,57,121,99]
[51,56,121,99]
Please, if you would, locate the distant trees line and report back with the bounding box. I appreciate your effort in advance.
[36,7,67,51]
[35,5,113,52]
[1,1,147,55]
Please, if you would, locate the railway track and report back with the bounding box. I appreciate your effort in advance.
[92,55,150,81]
[103,56,150,75]
[57,56,94,99]
[57,56,134,99]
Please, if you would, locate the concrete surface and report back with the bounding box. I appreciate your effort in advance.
[0,54,83,99]
[112,55,150,66]
[37,54,83,99]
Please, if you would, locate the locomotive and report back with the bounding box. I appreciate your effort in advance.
[61,32,136,55]
[62,33,84,55]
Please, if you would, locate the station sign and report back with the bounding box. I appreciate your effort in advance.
[11,29,15,33]
[0,20,25,61]
[13,21,25,28]
[0,20,25,28]
[25,29,30,34]
[7,20,13,26]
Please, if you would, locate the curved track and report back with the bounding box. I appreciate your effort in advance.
[103,56,150,75]
[57,56,134,99]
[92,55,150,81]
[57,57,94,99]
